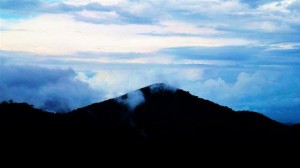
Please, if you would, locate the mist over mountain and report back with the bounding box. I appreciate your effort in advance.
[1,83,299,145]
[1,64,299,123]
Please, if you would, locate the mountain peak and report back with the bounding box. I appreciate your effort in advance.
[113,83,177,111]
[143,83,178,93]
[148,83,171,87]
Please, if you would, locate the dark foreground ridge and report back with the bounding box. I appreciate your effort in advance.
[1,83,299,146]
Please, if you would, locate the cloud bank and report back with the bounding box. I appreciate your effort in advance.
[0,63,299,123]
[77,66,300,123]
[0,65,101,112]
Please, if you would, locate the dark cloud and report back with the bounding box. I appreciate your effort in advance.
[0,65,102,112]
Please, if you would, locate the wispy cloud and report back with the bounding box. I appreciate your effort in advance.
[267,43,300,50]
[0,13,254,54]
[1,0,299,54]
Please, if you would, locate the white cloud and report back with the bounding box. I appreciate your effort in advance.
[0,13,253,55]
[64,0,127,6]
[115,90,145,111]
[246,21,291,32]
[267,43,300,50]
[156,20,222,35]
[76,10,119,20]
[176,68,203,81]
[76,68,205,100]
[2,0,299,55]
[259,0,297,13]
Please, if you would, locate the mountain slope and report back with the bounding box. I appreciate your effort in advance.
[71,83,290,144]
[0,83,298,145]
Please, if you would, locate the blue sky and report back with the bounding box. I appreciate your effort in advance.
[0,0,299,123]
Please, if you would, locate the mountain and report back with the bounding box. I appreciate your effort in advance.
[1,83,299,145]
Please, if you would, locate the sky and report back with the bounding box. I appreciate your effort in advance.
[0,0,299,123]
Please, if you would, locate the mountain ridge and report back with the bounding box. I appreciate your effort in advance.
[0,83,299,145]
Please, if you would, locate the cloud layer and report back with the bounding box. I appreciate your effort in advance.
[2,0,299,54]
[75,63,300,123]
[0,65,101,112]
[0,63,299,123]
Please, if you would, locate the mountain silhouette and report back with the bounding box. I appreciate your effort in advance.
[1,83,299,145]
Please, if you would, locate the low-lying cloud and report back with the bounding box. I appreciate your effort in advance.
[115,90,145,111]
[78,67,300,123]
[0,64,299,123]
[0,65,101,112]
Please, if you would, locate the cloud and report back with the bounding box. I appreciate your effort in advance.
[64,0,127,6]
[65,65,300,124]
[77,65,300,123]
[0,61,299,123]
[115,90,145,111]
[183,70,300,123]
[258,0,297,13]
[267,43,300,50]
[161,46,260,61]
[0,13,253,55]
[0,65,101,112]
[288,0,300,11]
[74,10,120,24]
[2,0,300,55]
[246,21,292,32]
[0,0,112,20]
